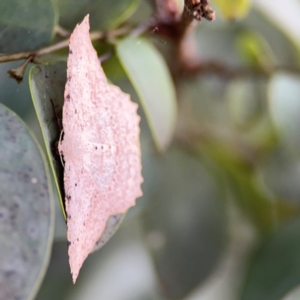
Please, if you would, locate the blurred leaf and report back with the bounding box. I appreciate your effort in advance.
[212,0,251,20]
[236,30,277,68]
[198,138,297,232]
[102,53,128,81]
[241,218,300,300]
[0,0,56,53]
[194,25,243,66]
[142,147,227,299]
[29,62,66,219]
[93,214,125,251]
[244,7,298,66]
[226,78,263,128]
[281,285,300,300]
[116,37,177,152]
[253,0,300,51]
[127,0,153,24]
[258,147,300,205]
[53,0,139,31]
[0,103,54,300]
[35,241,72,300]
[268,73,300,157]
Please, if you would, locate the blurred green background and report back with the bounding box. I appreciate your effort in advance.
[1,0,300,299]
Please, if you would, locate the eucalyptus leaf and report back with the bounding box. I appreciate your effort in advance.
[142,148,227,299]
[244,8,298,66]
[194,25,241,66]
[241,218,300,300]
[29,62,67,219]
[53,0,139,31]
[117,37,177,152]
[198,138,294,231]
[236,30,277,68]
[281,285,300,300]
[0,103,54,300]
[253,0,300,49]
[226,78,263,128]
[0,61,33,120]
[268,73,300,156]
[35,241,72,300]
[0,0,56,53]
[212,0,251,20]
[258,147,300,205]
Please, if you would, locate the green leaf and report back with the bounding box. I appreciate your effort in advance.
[53,0,139,31]
[116,37,177,152]
[194,25,242,66]
[0,0,57,53]
[236,30,277,68]
[259,147,300,205]
[29,62,125,249]
[29,62,67,220]
[0,61,33,120]
[212,0,251,20]
[35,241,72,300]
[281,285,300,300]
[226,78,263,128]
[268,73,300,156]
[241,218,300,300]
[253,0,300,51]
[93,214,125,251]
[198,138,297,231]
[0,103,54,300]
[142,147,227,299]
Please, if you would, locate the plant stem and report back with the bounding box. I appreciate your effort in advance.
[181,61,300,78]
[0,52,31,63]
[0,27,129,64]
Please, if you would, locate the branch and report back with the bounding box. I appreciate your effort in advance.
[150,0,215,44]
[0,27,129,64]
[180,60,300,78]
[8,55,34,83]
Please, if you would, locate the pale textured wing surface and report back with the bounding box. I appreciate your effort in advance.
[58,15,143,283]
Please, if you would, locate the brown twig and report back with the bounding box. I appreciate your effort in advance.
[7,55,34,83]
[0,27,130,64]
[180,60,300,78]
[54,25,71,38]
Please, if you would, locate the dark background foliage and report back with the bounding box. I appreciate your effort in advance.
[1,0,300,299]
